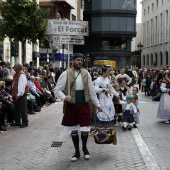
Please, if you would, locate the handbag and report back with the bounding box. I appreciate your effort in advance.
[44,89,52,98]
[91,111,117,145]
[27,93,36,100]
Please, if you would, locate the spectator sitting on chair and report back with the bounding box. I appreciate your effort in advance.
[47,76,56,103]
[1,62,13,93]
[27,67,34,80]
[34,76,51,105]
[0,81,15,125]
[28,76,47,107]
[0,102,6,131]
[27,93,41,114]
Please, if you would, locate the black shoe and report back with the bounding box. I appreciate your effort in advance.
[128,127,132,130]
[0,125,7,131]
[133,124,137,128]
[20,124,28,128]
[70,152,80,162]
[28,110,36,114]
[10,123,21,126]
[33,108,41,112]
[122,126,126,131]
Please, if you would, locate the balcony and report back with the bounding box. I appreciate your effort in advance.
[40,0,75,9]
[53,0,75,9]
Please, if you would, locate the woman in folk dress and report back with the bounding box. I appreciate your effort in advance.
[157,74,170,124]
[94,68,119,127]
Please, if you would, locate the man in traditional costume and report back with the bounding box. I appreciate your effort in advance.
[54,53,101,162]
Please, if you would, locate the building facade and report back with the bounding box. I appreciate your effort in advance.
[141,0,170,68]
[131,23,142,68]
[79,0,137,68]
[39,0,83,67]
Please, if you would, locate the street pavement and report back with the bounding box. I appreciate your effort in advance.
[0,90,170,170]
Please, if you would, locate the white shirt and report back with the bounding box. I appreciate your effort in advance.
[119,101,137,114]
[115,74,132,85]
[161,83,169,93]
[17,74,27,96]
[54,70,100,107]
[94,76,119,97]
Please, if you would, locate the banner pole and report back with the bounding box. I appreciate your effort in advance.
[67,43,70,95]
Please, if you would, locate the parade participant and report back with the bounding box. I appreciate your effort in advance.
[112,84,124,126]
[115,67,132,86]
[119,79,129,96]
[12,63,29,128]
[157,74,170,123]
[94,67,119,127]
[54,53,101,162]
[119,95,137,131]
[131,87,140,128]
[125,66,134,86]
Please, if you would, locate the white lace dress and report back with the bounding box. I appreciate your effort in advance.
[94,76,119,122]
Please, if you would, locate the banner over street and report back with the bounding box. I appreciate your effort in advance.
[48,20,89,36]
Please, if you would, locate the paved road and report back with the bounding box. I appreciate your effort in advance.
[138,92,170,170]
[0,90,169,170]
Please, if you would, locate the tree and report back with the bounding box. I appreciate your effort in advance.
[0,0,48,63]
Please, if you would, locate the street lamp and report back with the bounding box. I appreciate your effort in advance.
[137,42,144,68]
[137,42,144,53]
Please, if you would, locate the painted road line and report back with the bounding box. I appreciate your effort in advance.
[132,129,161,170]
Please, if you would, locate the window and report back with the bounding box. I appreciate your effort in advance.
[156,0,159,8]
[143,55,145,65]
[144,9,146,16]
[151,19,153,45]
[160,52,163,65]
[148,6,150,14]
[58,10,64,19]
[166,51,169,65]
[155,53,158,65]
[72,14,76,21]
[155,16,158,44]
[143,23,145,46]
[147,54,149,65]
[160,13,163,43]
[151,54,154,65]
[147,21,149,46]
[165,10,168,41]
[152,3,154,12]
[101,38,127,50]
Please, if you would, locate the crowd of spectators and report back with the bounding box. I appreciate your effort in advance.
[0,59,169,132]
[0,61,62,131]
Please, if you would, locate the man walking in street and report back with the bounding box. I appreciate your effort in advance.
[54,53,101,162]
[11,63,29,128]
